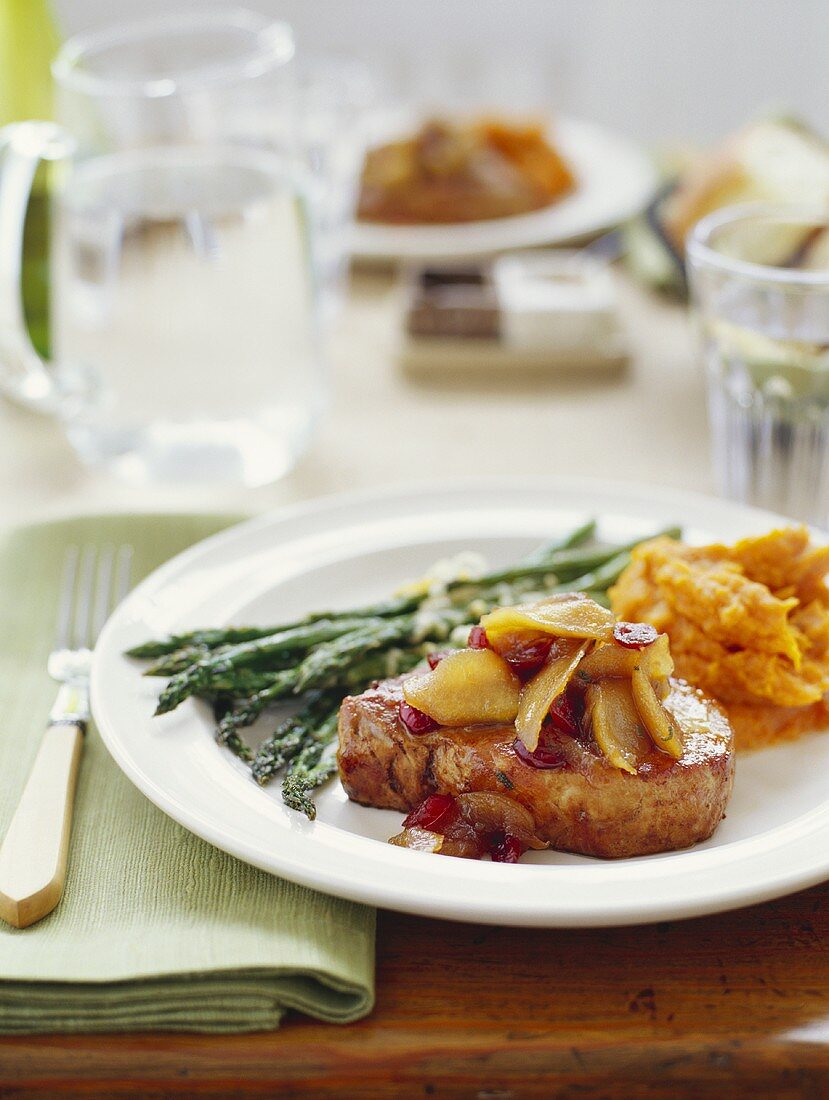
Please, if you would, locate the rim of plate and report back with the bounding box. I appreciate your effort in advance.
[92,478,829,926]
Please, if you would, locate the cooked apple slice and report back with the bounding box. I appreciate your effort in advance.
[578,634,674,682]
[403,648,521,726]
[515,639,588,750]
[388,827,443,853]
[482,593,615,649]
[584,679,651,774]
[388,827,481,859]
[631,668,683,759]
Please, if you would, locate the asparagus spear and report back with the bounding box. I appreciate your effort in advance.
[127,521,599,661]
[211,696,253,763]
[280,718,340,819]
[215,669,299,745]
[554,549,635,595]
[126,594,423,659]
[521,519,597,564]
[452,527,681,591]
[250,648,425,784]
[154,616,384,715]
[251,691,339,785]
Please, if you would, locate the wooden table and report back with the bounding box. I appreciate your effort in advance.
[1,887,828,1097]
[2,272,824,1097]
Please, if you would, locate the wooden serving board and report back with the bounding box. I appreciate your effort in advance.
[2,885,829,1098]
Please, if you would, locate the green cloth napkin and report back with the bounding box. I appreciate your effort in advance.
[0,513,375,1033]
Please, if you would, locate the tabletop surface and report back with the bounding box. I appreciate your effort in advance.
[3,271,822,1097]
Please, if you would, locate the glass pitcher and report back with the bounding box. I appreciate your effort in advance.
[0,9,326,486]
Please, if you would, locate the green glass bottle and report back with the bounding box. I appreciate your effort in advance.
[0,0,61,359]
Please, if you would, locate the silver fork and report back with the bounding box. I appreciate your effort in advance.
[0,544,132,928]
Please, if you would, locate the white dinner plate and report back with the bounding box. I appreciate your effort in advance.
[348,116,657,261]
[92,481,829,927]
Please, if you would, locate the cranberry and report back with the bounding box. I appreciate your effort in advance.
[490,833,525,863]
[399,701,439,735]
[468,625,490,649]
[426,650,450,670]
[513,736,567,770]
[548,692,580,738]
[613,621,658,649]
[500,636,554,679]
[403,793,458,831]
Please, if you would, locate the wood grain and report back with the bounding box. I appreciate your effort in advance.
[1,881,829,1097]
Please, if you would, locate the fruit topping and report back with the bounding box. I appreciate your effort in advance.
[455,791,547,850]
[388,827,444,853]
[513,735,567,770]
[514,639,588,750]
[578,633,673,683]
[497,636,554,678]
[489,833,525,863]
[403,793,458,831]
[388,791,547,862]
[482,592,615,646]
[401,592,685,775]
[584,679,652,775]
[614,621,659,649]
[631,667,683,758]
[426,650,450,669]
[548,691,581,739]
[399,701,439,735]
[403,647,521,726]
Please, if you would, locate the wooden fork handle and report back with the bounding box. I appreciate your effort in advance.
[0,723,83,928]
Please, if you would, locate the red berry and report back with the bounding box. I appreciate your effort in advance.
[490,833,525,863]
[426,651,450,670]
[613,621,659,649]
[500,636,553,679]
[399,701,439,735]
[513,736,567,770]
[548,691,581,738]
[403,793,458,831]
[468,625,490,649]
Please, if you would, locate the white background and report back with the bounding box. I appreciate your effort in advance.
[53,0,829,145]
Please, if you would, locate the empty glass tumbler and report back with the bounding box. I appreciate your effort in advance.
[0,10,326,486]
[688,205,829,526]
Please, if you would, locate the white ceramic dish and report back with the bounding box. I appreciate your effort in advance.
[348,117,657,261]
[92,481,829,927]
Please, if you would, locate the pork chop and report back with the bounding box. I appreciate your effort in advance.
[337,674,734,859]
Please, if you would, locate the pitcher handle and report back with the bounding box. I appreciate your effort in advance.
[0,121,70,411]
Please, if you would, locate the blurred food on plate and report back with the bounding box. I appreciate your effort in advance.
[626,117,829,293]
[357,116,575,225]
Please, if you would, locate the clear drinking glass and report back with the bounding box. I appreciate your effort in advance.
[0,10,326,486]
[687,204,829,526]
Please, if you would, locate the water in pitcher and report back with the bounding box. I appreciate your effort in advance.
[52,146,323,485]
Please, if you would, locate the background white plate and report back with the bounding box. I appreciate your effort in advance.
[348,117,658,261]
[92,481,829,927]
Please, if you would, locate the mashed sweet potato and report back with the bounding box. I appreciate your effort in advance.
[609,527,829,749]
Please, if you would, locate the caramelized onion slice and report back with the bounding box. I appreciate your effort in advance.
[585,679,651,774]
[515,639,588,751]
[631,668,683,759]
[403,647,521,726]
[456,791,548,850]
[482,593,615,647]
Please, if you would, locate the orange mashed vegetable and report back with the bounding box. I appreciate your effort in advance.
[609,527,829,750]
